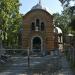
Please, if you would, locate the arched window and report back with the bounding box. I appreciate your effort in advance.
[36,19,40,27]
[41,22,44,31]
[31,22,35,30]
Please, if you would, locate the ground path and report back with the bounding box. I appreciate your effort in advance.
[0,52,74,75]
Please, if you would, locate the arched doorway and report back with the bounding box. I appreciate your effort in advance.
[32,37,42,52]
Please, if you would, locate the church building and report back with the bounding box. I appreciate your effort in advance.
[21,0,63,54]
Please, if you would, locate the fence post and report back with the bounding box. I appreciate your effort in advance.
[28,48,30,68]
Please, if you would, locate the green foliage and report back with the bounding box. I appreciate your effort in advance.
[0,0,22,48]
[59,0,75,16]
[59,0,75,7]
[69,16,75,31]
[53,12,71,34]
[53,5,75,35]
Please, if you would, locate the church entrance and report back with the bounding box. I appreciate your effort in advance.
[32,37,42,52]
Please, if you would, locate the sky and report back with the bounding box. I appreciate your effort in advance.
[19,0,63,14]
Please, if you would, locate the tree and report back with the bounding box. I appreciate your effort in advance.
[53,12,71,34]
[59,0,75,7]
[59,0,75,15]
[0,0,22,48]
[69,16,75,31]
[59,0,75,31]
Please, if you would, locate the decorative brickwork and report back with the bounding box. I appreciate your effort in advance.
[22,9,58,53]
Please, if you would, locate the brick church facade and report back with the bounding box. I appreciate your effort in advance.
[21,1,63,54]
